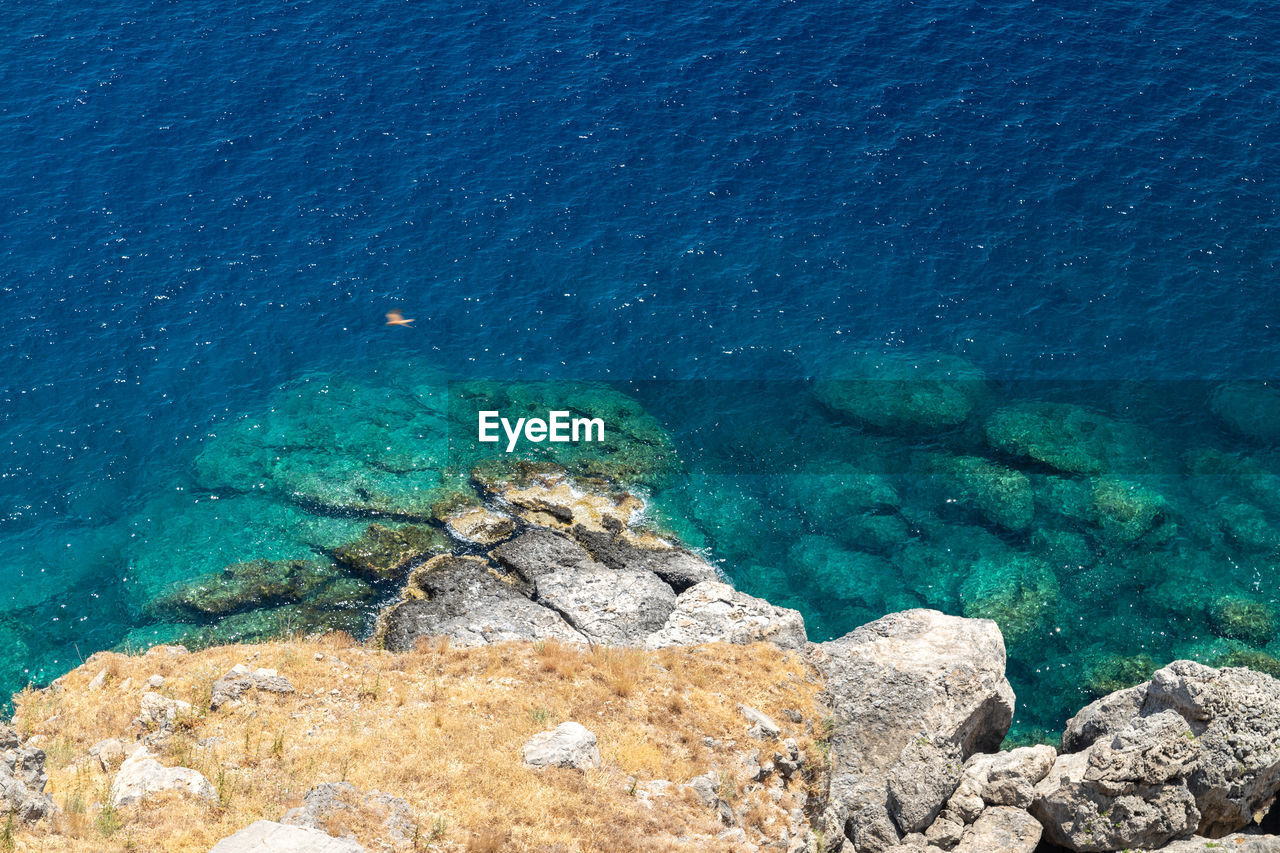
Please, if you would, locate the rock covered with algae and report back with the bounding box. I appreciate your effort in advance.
[958,551,1060,649]
[191,372,680,525]
[1088,476,1176,545]
[332,524,451,582]
[1208,596,1278,647]
[812,352,988,432]
[449,379,680,487]
[1211,381,1280,441]
[148,559,345,619]
[984,401,1159,475]
[916,452,1035,531]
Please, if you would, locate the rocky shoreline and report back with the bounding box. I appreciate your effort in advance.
[8,473,1280,851]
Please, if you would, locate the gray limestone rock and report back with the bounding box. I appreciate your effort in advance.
[962,744,1056,808]
[0,726,53,824]
[535,566,675,645]
[377,555,587,650]
[1031,711,1201,851]
[1062,682,1149,753]
[810,609,1015,849]
[644,581,808,651]
[569,525,720,592]
[1043,659,1280,846]
[210,664,295,710]
[521,722,600,771]
[281,782,414,843]
[489,528,602,583]
[953,806,1042,853]
[1152,834,1280,852]
[886,738,964,834]
[111,746,215,807]
[208,820,367,852]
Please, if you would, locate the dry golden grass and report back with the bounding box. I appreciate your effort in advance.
[7,635,825,853]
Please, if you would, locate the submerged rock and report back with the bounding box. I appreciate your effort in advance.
[810,609,1014,850]
[149,559,342,619]
[812,353,987,432]
[1089,476,1176,545]
[1083,652,1159,699]
[917,453,1035,531]
[985,402,1158,475]
[1209,595,1277,647]
[1211,381,1280,441]
[959,552,1059,649]
[333,523,449,582]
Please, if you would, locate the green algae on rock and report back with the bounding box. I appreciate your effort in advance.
[449,380,681,488]
[812,353,987,432]
[959,552,1060,649]
[1083,652,1158,698]
[984,402,1159,475]
[1212,648,1280,679]
[1088,477,1176,546]
[332,524,451,582]
[1209,596,1278,647]
[917,452,1035,531]
[1211,381,1280,441]
[148,559,346,619]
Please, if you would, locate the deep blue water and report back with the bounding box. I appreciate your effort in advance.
[3,0,1280,733]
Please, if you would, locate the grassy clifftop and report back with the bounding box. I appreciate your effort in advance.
[7,634,825,852]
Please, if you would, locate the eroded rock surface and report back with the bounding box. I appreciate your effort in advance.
[645,581,808,651]
[208,820,367,853]
[111,746,214,807]
[1035,659,1280,851]
[377,555,586,650]
[535,566,675,645]
[810,609,1014,851]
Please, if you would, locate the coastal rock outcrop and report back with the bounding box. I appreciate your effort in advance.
[645,581,808,651]
[810,609,1015,851]
[1035,659,1280,850]
[376,555,588,650]
[569,523,721,591]
[534,566,676,645]
[490,528,602,582]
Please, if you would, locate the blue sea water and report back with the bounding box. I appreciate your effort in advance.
[3,0,1280,733]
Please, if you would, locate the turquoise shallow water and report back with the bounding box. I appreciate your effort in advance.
[3,0,1280,736]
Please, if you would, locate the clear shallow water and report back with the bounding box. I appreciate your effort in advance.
[2,0,1280,734]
